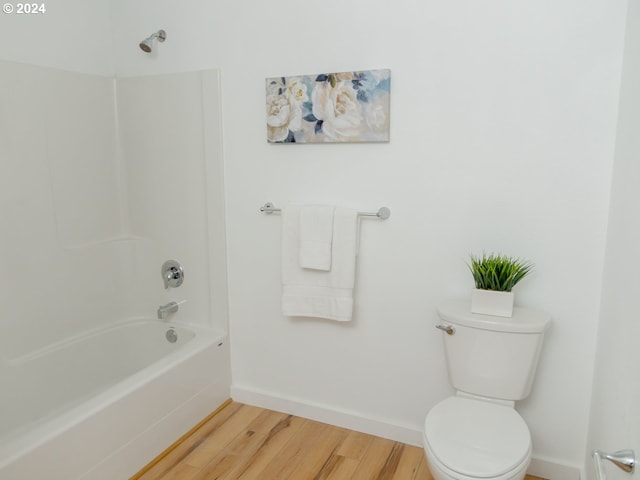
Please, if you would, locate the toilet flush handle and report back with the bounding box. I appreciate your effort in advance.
[436,324,455,335]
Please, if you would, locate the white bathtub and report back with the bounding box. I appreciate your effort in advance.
[0,319,230,480]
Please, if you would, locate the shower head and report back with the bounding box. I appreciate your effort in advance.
[139,29,166,53]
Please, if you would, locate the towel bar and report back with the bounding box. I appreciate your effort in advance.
[260,202,390,220]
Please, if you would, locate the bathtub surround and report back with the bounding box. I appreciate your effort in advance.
[115,70,228,328]
[0,58,229,478]
[0,58,227,348]
[0,61,124,358]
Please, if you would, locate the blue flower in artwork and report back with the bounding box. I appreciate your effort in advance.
[352,73,369,102]
[302,86,323,135]
[302,101,315,121]
[351,71,390,103]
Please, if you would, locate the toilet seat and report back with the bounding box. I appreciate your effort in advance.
[424,396,531,478]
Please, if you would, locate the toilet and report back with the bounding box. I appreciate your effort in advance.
[423,299,550,480]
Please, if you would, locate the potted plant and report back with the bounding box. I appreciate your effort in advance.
[468,253,533,317]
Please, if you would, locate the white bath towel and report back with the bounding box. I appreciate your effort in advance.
[299,206,335,271]
[281,205,358,321]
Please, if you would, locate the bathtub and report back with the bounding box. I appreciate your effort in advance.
[0,319,230,480]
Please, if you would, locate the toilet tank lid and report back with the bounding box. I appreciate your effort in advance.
[437,299,551,333]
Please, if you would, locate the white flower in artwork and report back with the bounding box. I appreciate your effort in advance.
[266,78,308,142]
[364,101,388,131]
[311,78,363,142]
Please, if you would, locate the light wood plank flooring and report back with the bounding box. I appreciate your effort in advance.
[133,401,546,480]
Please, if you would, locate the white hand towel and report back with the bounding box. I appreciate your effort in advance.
[299,206,335,271]
[281,205,358,321]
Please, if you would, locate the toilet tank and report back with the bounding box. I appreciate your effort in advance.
[437,300,551,401]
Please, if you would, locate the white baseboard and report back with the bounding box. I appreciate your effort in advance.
[528,456,583,480]
[231,384,424,446]
[231,384,582,480]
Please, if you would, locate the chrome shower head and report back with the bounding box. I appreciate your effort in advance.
[139,29,166,53]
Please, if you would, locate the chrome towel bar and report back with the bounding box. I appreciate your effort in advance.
[260,202,391,220]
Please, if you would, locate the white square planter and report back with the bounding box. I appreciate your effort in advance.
[471,289,514,317]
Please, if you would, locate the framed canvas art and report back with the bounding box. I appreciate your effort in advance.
[266,69,390,143]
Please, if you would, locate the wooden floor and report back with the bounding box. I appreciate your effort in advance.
[133,401,545,480]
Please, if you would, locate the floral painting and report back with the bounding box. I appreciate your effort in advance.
[266,69,390,143]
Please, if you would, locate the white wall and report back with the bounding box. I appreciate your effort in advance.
[586,1,640,479]
[110,0,628,472]
[0,0,113,75]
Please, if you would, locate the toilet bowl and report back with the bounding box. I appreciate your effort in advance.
[423,396,531,480]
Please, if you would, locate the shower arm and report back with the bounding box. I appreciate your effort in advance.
[148,30,166,42]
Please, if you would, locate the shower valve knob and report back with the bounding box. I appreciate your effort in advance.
[161,260,184,289]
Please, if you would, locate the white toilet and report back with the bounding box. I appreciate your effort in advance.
[423,299,550,480]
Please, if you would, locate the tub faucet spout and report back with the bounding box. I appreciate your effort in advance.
[157,301,179,320]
